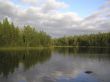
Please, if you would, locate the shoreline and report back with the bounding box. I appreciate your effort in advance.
[53,46,110,48]
[0,46,109,51]
[0,47,52,51]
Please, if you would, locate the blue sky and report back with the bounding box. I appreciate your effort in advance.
[12,0,30,9]
[60,0,106,17]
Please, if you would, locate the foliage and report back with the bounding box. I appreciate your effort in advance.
[53,32,110,47]
[0,18,51,47]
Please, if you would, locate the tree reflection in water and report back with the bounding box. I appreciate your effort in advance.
[0,49,51,77]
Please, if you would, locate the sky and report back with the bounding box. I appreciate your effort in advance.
[0,0,110,37]
[59,0,105,17]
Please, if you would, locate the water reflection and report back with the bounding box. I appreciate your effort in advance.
[0,49,51,77]
[56,72,99,82]
[0,47,110,82]
[54,47,110,59]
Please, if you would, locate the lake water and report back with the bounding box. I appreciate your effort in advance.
[0,47,110,82]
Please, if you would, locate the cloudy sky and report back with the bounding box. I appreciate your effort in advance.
[0,0,110,37]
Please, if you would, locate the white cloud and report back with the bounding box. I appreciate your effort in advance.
[41,0,68,13]
[20,0,38,5]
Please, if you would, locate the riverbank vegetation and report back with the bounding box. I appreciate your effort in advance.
[0,18,110,48]
[53,32,110,47]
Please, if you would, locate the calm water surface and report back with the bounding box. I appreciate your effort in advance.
[0,47,110,82]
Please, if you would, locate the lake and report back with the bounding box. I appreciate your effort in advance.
[0,47,110,82]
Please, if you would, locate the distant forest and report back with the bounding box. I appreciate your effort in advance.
[0,18,110,47]
[53,32,110,47]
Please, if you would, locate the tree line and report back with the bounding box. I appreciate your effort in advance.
[53,32,110,47]
[0,18,51,47]
[0,18,110,47]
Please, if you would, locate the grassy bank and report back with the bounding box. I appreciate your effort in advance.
[0,47,53,51]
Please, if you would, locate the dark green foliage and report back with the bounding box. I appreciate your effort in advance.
[53,32,110,47]
[0,18,51,47]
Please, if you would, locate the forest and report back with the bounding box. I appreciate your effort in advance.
[53,32,110,47]
[0,18,51,47]
[0,18,110,48]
